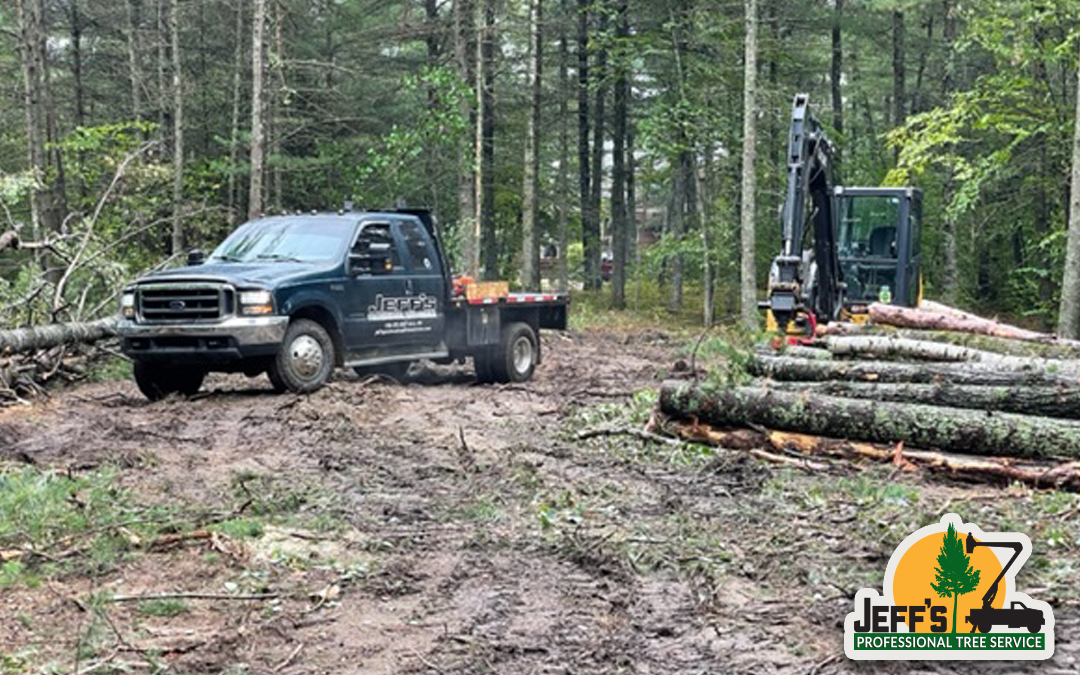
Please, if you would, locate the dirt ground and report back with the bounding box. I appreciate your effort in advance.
[1,326,1078,674]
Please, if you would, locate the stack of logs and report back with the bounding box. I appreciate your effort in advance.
[658,301,1080,489]
[0,318,118,405]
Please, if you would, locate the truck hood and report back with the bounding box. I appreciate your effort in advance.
[134,261,335,288]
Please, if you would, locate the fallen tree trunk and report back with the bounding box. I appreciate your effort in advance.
[771,381,1080,420]
[668,420,1080,490]
[822,335,1080,374]
[749,355,1078,386]
[658,382,1080,459]
[0,317,119,354]
[868,302,1080,346]
[817,323,1080,359]
[824,335,984,362]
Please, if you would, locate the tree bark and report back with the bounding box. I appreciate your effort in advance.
[589,4,608,293]
[557,0,570,291]
[772,381,1080,420]
[659,383,1080,459]
[870,302,1075,344]
[227,0,245,223]
[577,0,597,291]
[248,0,268,220]
[0,318,119,354]
[610,0,629,309]
[169,0,184,254]
[830,0,843,160]
[521,0,543,290]
[821,336,1080,374]
[475,0,497,279]
[126,0,144,122]
[740,0,759,329]
[1057,36,1080,338]
[891,8,905,160]
[749,355,1077,387]
[454,0,477,275]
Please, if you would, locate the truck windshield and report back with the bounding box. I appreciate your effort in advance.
[210,217,350,263]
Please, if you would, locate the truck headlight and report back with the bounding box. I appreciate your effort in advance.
[239,290,274,316]
[121,292,135,319]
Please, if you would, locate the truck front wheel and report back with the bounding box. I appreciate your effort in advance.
[133,363,205,401]
[492,322,539,383]
[268,318,335,393]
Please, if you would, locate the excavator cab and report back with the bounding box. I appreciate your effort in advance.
[836,187,923,319]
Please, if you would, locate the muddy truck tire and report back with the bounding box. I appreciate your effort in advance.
[493,322,539,383]
[134,363,205,401]
[268,319,336,393]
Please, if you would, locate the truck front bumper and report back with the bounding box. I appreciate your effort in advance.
[118,315,288,365]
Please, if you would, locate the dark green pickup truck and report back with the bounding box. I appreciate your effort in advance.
[118,209,568,400]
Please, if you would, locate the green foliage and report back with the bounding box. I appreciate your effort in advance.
[0,467,167,584]
[931,523,982,634]
[213,518,266,540]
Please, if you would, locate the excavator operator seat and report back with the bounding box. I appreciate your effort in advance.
[869,226,897,257]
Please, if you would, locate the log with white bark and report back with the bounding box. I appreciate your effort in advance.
[668,420,1080,490]
[0,317,119,354]
[770,381,1080,420]
[749,355,1078,387]
[821,336,1080,375]
[658,382,1080,459]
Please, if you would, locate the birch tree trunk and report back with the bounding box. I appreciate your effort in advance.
[248,0,268,220]
[521,0,543,290]
[1057,37,1080,339]
[739,0,759,329]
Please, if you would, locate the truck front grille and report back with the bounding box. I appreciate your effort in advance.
[138,285,229,322]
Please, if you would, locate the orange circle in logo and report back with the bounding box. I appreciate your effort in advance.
[890,532,1004,633]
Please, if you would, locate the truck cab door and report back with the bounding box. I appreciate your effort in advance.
[344,221,411,354]
[393,218,447,350]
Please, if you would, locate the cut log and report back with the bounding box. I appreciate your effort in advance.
[824,335,983,361]
[868,302,1080,346]
[822,336,1080,374]
[771,381,1080,420]
[780,345,833,360]
[749,355,1078,387]
[658,382,1080,458]
[0,317,119,354]
[668,420,1080,490]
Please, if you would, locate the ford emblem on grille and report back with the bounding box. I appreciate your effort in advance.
[169,300,187,310]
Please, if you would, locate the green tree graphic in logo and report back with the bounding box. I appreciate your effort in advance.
[931,523,982,634]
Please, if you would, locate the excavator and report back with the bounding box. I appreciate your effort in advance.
[964,533,1045,634]
[765,94,923,337]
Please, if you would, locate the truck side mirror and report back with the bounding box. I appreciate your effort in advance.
[187,249,206,266]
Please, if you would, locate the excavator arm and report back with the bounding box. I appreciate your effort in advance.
[768,94,844,332]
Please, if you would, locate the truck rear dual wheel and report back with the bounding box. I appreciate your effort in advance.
[268,319,336,393]
[475,322,538,384]
[133,363,205,401]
